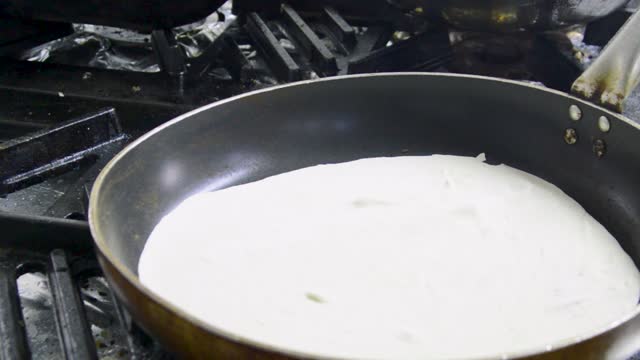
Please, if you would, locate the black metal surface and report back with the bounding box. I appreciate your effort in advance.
[323,7,357,49]
[0,214,93,253]
[0,108,125,195]
[0,17,72,57]
[233,0,282,18]
[238,5,397,81]
[48,250,97,360]
[246,12,302,82]
[151,29,186,77]
[233,0,417,29]
[281,4,338,76]
[0,58,200,111]
[0,262,29,360]
[350,26,395,60]
[349,30,452,73]
[1,0,227,31]
[0,61,192,216]
[151,28,188,97]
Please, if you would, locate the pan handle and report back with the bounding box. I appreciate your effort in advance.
[571,9,640,113]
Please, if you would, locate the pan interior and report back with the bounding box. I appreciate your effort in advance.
[91,74,640,281]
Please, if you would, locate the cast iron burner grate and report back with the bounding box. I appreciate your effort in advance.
[0,214,173,360]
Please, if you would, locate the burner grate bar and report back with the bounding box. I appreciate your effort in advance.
[48,249,98,360]
[0,263,30,360]
[0,108,126,196]
[217,35,252,80]
[246,12,302,82]
[0,213,93,253]
[322,7,357,49]
[151,29,187,77]
[282,4,338,76]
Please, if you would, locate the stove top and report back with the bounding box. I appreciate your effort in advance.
[1,1,640,359]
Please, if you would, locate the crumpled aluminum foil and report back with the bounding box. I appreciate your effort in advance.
[21,1,235,73]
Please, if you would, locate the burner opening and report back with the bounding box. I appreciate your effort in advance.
[79,276,130,357]
[16,264,64,360]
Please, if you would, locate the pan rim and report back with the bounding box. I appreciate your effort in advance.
[88,72,640,360]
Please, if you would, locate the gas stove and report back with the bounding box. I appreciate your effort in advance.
[2,1,640,359]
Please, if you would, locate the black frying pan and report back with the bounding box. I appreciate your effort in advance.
[88,12,640,360]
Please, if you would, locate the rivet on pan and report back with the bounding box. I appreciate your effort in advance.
[593,139,607,158]
[569,105,582,121]
[564,128,578,145]
[598,116,611,133]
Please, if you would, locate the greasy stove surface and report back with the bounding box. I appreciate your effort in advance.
[1,1,640,359]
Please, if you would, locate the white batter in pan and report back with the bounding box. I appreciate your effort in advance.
[139,155,640,359]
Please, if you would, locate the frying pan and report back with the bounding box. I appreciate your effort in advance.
[89,11,640,360]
